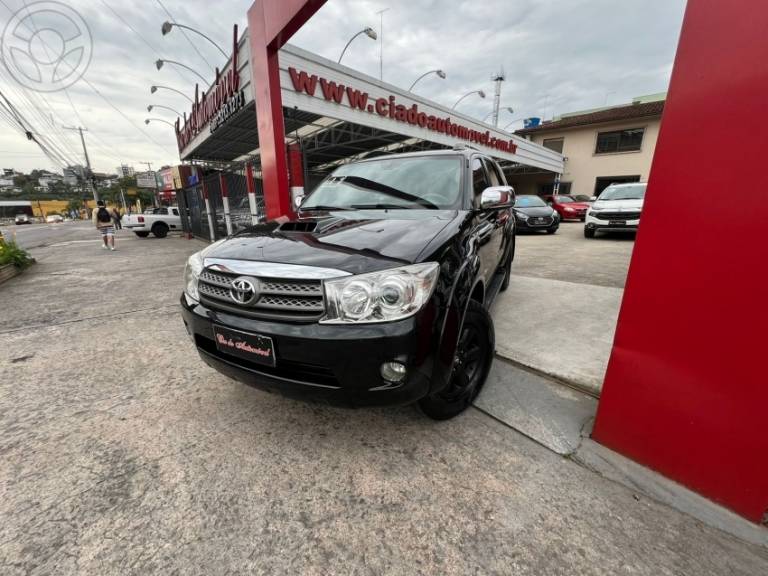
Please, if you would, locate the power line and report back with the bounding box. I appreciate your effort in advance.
[0,0,178,162]
[99,0,200,88]
[0,67,82,166]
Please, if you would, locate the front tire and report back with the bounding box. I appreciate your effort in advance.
[546,227,558,235]
[584,227,596,238]
[418,301,494,420]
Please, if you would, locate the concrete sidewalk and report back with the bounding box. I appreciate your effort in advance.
[1,230,766,575]
[491,275,622,396]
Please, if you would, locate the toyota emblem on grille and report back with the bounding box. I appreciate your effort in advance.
[229,277,258,305]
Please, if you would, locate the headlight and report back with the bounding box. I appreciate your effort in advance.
[564,206,574,212]
[322,262,439,324]
[514,211,527,221]
[184,251,204,300]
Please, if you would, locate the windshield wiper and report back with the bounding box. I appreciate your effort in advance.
[350,203,408,210]
[340,176,440,210]
[300,205,349,211]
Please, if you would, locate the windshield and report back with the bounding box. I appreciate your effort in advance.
[555,195,574,203]
[600,184,646,200]
[301,156,462,211]
[572,195,591,202]
[515,195,547,208]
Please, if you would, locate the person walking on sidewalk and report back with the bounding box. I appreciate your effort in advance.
[93,200,116,251]
[111,206,122,230]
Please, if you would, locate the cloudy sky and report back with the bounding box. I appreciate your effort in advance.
[0,0,686,175]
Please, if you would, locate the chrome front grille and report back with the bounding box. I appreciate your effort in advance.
[198,268,325,321]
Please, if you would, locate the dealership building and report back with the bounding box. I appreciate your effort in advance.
[171,25,563,240]
[513,94,665,198]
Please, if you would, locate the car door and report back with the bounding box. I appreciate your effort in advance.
[481,158,507,273]
[470,156,501,287]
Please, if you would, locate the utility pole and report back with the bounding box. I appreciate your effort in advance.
[62,125,98,203]
[491,68,505,128]
[375,7,389,81]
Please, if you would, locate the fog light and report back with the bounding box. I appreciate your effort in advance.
[380,361,407,383]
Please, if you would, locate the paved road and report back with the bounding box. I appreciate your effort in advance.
[1,227,766,575]
[1,220,97,250]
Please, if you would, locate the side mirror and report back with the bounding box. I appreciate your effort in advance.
[590,196,597,202]
[293,194,305,209]
[480,186,515,210]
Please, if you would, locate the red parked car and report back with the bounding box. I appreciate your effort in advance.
[543,194,590,221]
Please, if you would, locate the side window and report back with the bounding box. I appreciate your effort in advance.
[483,158,503,187]
[158,207,168,215]
[172,208,179,216]
[471,157,490,197]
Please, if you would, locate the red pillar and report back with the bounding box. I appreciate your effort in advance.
[246,0,327,221]
[593,0,768,522]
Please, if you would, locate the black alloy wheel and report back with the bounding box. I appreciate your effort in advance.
[419,301,494,420]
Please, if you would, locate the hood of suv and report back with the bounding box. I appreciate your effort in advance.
[592,198,644,211]
[205,209,459,275]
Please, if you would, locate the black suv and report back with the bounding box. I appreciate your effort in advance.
[181,148,515,419]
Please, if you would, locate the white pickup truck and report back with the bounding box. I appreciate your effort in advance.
[122,206,182,238]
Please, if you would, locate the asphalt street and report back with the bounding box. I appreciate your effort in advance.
[1,220,97,250]
[1,224,766,575]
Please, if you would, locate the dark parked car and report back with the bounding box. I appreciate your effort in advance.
[513,195,559,234]
[543,194,590,221]
[181,147,516,419]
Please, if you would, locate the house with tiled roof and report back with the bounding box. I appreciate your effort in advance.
[508,93,666,198]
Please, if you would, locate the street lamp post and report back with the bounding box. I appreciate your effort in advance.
[503,117,525,130]
[156,59,208,84]
[338,27,377,63]
[408,69,446,92]
[452,90,486,110]
[147,104,182,116]
[145,118,176,128]
[150,85,194,103]
[161,21,228,59]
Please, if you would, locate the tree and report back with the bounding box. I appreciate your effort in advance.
[66,198,83,213]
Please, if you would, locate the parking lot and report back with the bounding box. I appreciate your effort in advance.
[3,223,767,575]
[514,220,636,289]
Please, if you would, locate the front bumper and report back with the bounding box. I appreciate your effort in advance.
[515,217,559,232]
[585,213,640,232]
[180,294,436,407]
[559,210,587,220]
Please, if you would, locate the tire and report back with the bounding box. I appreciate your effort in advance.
[151,223,169,238]
[584,227,596,238]
[134,231,150,238]
[418,301,494,420]
[546,227,558,235]
[499,239,514,291]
